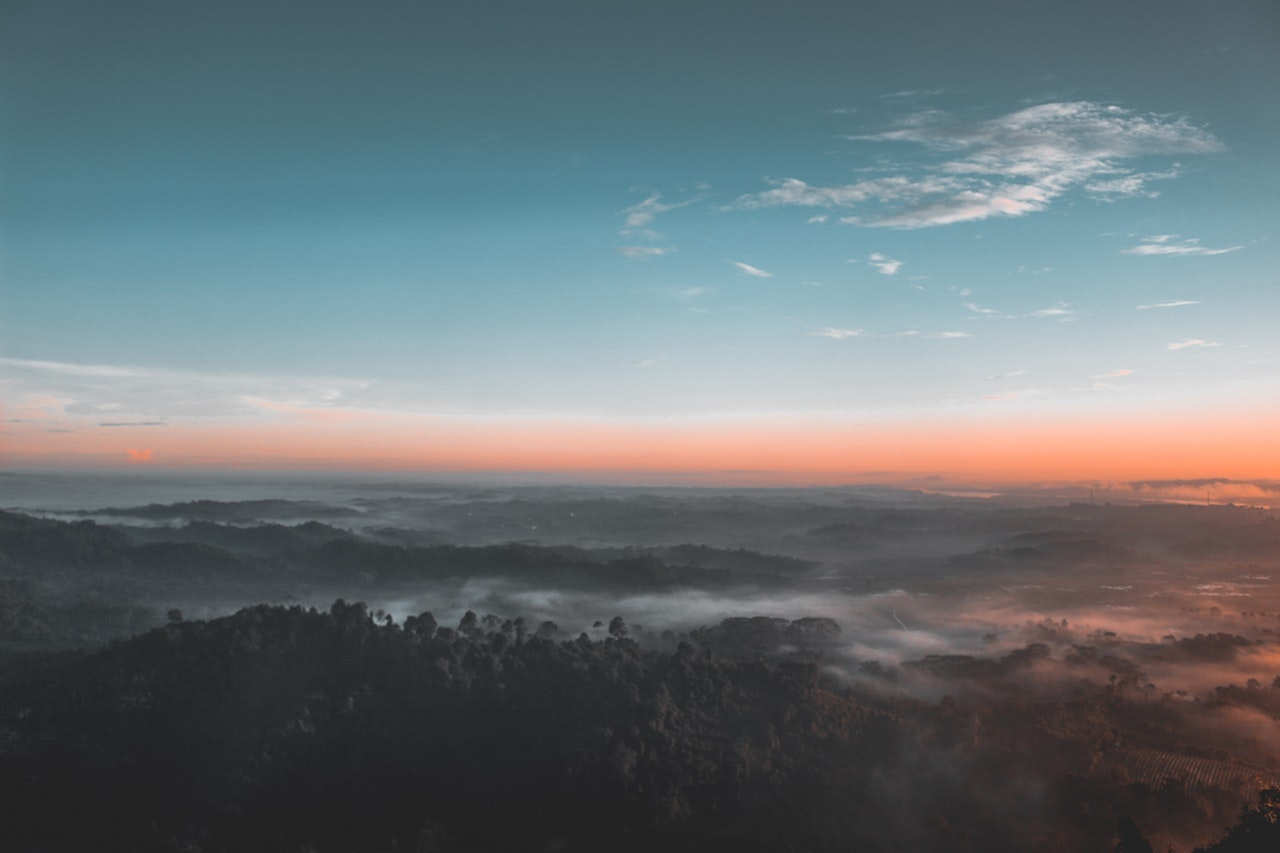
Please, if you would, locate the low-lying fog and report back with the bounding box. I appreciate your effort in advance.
[5,472,1277,703]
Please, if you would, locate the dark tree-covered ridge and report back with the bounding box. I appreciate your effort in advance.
[0,602,897,853]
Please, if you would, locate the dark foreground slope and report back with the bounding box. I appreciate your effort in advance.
[2,603,1277,853]
[0,603,897,853]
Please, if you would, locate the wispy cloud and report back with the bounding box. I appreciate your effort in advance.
[618,192,700,240]
[811,327,864,339]
[621,193,689,230]
[1137,299,1200,309]
[867,252,902,275]
[985,370,1028,381]
[731,102,1221,228]
[1085,168,1180,201]
[732,261,773,278]
[880,88,948,101]
[982,388,1047,402]
[1028,302,1075,320]
[616,246,674,259]
[0,358,370,423]
[963,301,1005,316]
[1167,339,1221,350]
[893,330,972,339]
[1123,235,1242,256]
[0,357,142,378]
[734,175,957,212]
[1091,368,1134,390]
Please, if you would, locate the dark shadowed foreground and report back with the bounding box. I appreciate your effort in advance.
[0,602,1276,852]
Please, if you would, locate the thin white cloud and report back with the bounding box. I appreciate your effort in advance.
[892,330,970,340]
[618,192,699,239]
[1095,369,1134,378]
[1124,235,1242,256]
[1167,339,1221,350]
[673,286,711,300]
[984,370,1028,381]
[734,175,959,211]
[963,301,1004,316]
[1137,299,1200,309]
[0,358,370,423]
[867,252,902,275]
[1029,302,1075,319]
[732,261,774,278]
[616,246,674,259]
[622,193,680,229]
[807,214,828,224]
[731,102,1221,228]
[811,328,864,339]
[0,357,142,378]
[880,88,948,101]
[1085,167,1180,200]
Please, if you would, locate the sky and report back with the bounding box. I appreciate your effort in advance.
[2,0,1279,485]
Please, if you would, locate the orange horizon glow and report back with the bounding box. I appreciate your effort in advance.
[4,401,1278,488]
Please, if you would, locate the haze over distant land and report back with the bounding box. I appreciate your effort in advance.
[2,0,1278,482]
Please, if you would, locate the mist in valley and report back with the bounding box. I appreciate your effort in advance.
[1,472,1278,851]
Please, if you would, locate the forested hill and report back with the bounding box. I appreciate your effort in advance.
[0,602,899,853]
[3,602,1276,852]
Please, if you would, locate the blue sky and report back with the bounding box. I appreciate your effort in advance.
[2,1,1278,477]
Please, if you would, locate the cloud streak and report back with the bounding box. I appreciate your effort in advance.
[731,102,1222,228]
[1124,235,1242,256]
[1167,339,1221,350]
[616,246,674,259]
[963,302,1006,316]
[1028,302,1075,320]
[1137,300,1200,309]
[0,358,371,424]
[732,261,774,278]
[811,327,864,339]
[810,328,969,341]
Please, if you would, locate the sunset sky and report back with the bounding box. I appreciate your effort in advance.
[3,0,1278,485]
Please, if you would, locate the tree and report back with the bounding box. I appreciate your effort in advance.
[1114,817,1154,853]
[1196,789,1280,852]
[457,611,479,638]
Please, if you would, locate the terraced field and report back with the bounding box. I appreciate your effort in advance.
[1117,749,1279,794]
